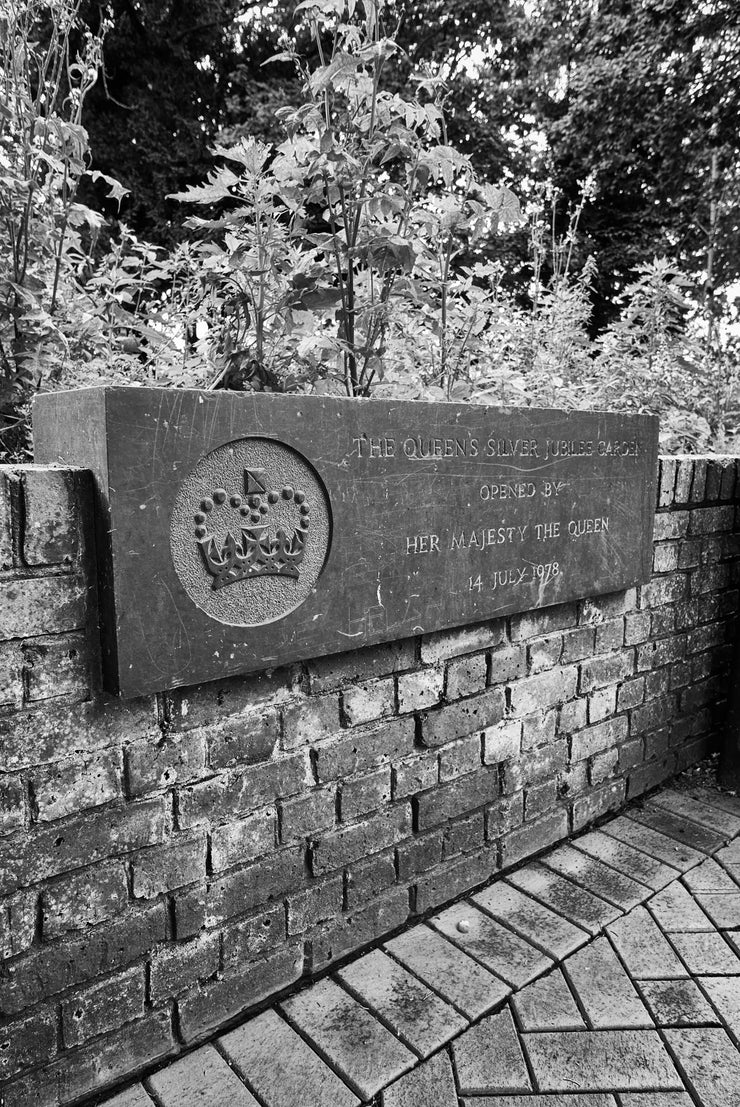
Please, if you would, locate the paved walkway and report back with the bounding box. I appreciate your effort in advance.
[102,781,740,1107]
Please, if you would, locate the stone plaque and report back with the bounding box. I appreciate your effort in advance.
[33,387,658,697]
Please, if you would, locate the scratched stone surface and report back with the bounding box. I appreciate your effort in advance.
[33,388,658,696]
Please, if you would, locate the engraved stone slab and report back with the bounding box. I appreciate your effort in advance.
[33,388,658,696]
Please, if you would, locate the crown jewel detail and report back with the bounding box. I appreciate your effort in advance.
[194,468,309,591]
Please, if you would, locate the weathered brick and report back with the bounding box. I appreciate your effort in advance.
[521,738,568,781]
[558,697,588,734]
[22,633,89,702]
[674,457,694,503]
[618,737,644,772]
[61,966,145,1047]
[178,946,303,1041]
[0,641,23,707]
[510,603,577,640]
[658,458,676,507]
[0,888,36,959]
[150,931,220,1003]
[630,695,675,735]
[21,467,88,567]
[0,696,158,773]
[421,621,504,663]
[644,668,671,699]
[33,749,121,822]
[488,643,527,684]
[595,618,624,653]
[420,688,505,747]
[314,717,415,780]
[0,470,12,570]
[415,847,497,914]
[678,538,703,569]
[0,798,165,894]
[126,730,206,797]
[393,752,438,798]
[508,666,578,716]
[525,778,557,820]
[719,457,738,499]
[561,626,596,662]
[687,622,726,655]
[0,1008,56,1079]
[442,811,485,858]
[211,810,276,873]
[279,786,336,842]
[0,576,87,641]
[627,756,675,798]
[177,753,310,828]
[0,903,166,1015]
[591,747,619,784]
[43,860,128,938]
[0,775,25,836]
[572,779,626,830]
[579,652,633,693]
[444,652,487,701]
[342,678,395,725]
[580,590,637,623]
[571,717,629,761]
[59,1010,175,1104]
[416,768,499,829]
[689,458,708,502]
[651,605,677,636]
[133,837,206,899]
[346,850,397,908]
[486,791,525,840]
[501,808,568,868]
[312,805,411,875]
[282,694,340,750]
[522,709,557,750]
[688,504,735,535]
[222,903,286,964]
[588,686,617,723]
[653,510,689,540]
[396,830,443,879]
[439,734,482,781]
[397,667,444,712]
[207,708,280,769]
[528,634,563,673]
[307,640,416,692]
[653,543,678,574]
[287,874,343,935]
[483,720,521,764]
[309,887,409,971]
[341,767,392,820]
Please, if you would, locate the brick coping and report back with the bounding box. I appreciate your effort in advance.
[96,779,740,1107]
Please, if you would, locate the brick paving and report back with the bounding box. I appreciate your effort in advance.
[101,782,740,1107]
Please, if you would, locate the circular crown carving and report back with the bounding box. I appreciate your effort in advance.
[170,437,331,627]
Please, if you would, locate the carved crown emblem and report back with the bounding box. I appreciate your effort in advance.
[194,468,310,591]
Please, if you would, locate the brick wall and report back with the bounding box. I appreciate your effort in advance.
[0,455,738,1105]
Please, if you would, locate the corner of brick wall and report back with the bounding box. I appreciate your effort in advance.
[1,455,738,1105]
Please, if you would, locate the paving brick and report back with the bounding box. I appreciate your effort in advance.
[474,881,588,960]
[461,1098,619,1107]
[694,892,740,928]
[683,858,738,893]
[669,931,740,974]
[382,1050,458,1107]
[523,1029,682,1092]
[337,948,466,1057]
[452,1007,532,1095]
[601,816,705,872]
[638,978,719,1026]
[512,968,585,1031]
[146,1044,259,1106]
[618,1094,695,1107]
[571,831,680,892]
[689,786,740,818]
[564,936,652,1028]
[649,788,740,837]
[508,862,621,936]
[608,907,688,979]
[698,976,740,1037]
[620,805,724,857]
[648,882,713,932]
[281,977,415,1099]
[664,1026,740,1107]
[385,924,510,1019]
[430,902,552,987]
[541,845,650,910]
[219,1008,360,1107]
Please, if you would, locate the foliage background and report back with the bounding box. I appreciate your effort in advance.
[1,0,738,461]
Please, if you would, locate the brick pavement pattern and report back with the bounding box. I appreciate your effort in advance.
[102,782,740,1106]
